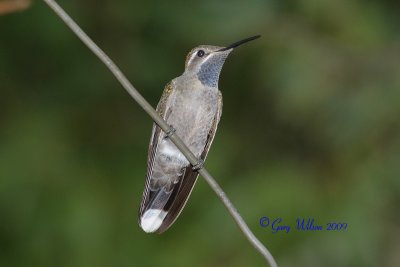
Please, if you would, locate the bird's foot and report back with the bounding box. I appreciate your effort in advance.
[164,125,176,139]
[192,159,204,171]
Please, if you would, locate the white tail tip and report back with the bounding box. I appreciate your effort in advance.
[140,209,167,233]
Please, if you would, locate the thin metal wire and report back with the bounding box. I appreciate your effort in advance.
[41,1,278,266]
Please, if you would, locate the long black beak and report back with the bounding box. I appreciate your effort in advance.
[218,35,261,51]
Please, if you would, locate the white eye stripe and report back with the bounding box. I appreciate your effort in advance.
[186,52,198,66]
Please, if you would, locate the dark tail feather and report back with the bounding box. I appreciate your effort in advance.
[139,168,200,234]
[157,168,200,233]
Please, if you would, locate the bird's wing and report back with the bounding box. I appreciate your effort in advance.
[139,81,174,217]
[156,91,223,233]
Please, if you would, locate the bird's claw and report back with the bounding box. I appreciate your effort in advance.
[164,125,176,139]
[192,159,204,171]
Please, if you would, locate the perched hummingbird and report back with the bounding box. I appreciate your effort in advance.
[139,35,260,233]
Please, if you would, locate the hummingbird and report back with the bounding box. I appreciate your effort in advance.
[138,35,261,233]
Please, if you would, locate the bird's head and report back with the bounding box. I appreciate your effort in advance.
[184,35,261,87]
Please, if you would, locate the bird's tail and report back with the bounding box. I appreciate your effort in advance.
[139,168,199,233]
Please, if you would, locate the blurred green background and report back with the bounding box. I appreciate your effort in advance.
[1,0,400,266]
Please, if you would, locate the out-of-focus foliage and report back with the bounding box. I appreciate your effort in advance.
[1,0,399,266]
[0,0,30,15]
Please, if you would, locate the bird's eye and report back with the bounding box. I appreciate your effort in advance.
[197,50,205,57]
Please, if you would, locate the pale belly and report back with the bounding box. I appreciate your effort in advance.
[152,88,219,187]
